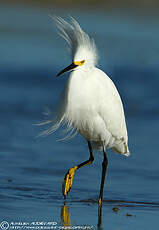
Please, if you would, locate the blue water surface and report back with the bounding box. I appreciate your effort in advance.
[0,3,159,230]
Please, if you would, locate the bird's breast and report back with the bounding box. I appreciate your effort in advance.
[64,69,107,141]
[62,68,128,148]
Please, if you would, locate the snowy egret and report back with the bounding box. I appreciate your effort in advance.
[47,17,130,205]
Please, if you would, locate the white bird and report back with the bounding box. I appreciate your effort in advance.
[46,16,130,205]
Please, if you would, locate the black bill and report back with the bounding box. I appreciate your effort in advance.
[57,62,78,77]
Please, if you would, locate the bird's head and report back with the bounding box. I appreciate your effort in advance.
[54,16,98,77]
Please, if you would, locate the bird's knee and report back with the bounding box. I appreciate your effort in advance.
[89,155,94,163]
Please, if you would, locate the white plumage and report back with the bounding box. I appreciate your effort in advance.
[47,16,130,157]
[41,16,131,203]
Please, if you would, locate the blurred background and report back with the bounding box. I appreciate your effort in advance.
[0,0,159,229]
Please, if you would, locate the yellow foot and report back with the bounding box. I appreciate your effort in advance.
[98,197,102,206]
[62,166,78,198]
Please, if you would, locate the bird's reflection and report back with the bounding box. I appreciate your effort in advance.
[61,203,71,226]
[61,201,103,229]
[97,205,103,230]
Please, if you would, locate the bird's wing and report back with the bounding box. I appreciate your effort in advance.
[93,68,128,143]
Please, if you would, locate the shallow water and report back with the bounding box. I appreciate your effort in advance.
[0,3,159,230]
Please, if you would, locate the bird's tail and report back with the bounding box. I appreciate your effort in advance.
[112,141,130,157]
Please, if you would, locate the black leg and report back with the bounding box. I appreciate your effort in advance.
[98,144,108,205]
[62,141,94,198]
[77,141,94,169]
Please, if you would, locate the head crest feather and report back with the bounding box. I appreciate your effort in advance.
[52,16,98,66]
